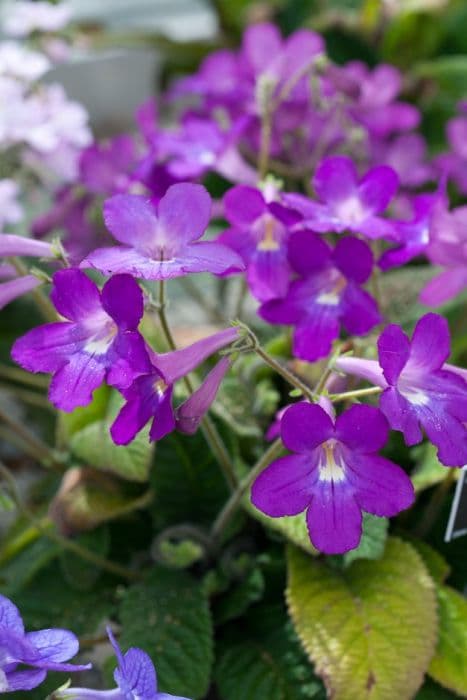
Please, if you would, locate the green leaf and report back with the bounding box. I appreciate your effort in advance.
[150,431,229,528]
[411,443,455,492]
[414,55,467,99]
[415,678,461,699]
[216,603,325,700]
[286,538,438,700]
[60,384,111,437]
[60,525,111,590]
[12,563,115,635]
[429,585,467,696]
[343,514,388,566]
[70,391,154,483]
[0,535,61,595]
[215,568,265,625]
[119,566,213,699]
[213,375,278,438]
[407,539,451,584]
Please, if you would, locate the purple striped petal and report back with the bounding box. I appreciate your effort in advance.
[51,269,101,322]
[281,402,334,453]
[251,454,317,517]
[335,405,389,453]
[346,452,414,517]
[405,313,450,374]
[101,274,144,330]
[377,324,410,384]
[48,352,106,411]
[103,194,157,246]
[157,183,211,245]
[314,155,358,206]
[176,357,231,435]
[306,485,362,554]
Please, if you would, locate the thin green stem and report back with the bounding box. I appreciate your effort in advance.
[258,106,272,180]
[11,258,56,322]
[313,342,345,395]
[329,386,382,403]
[0,403,62,469]
[0,462,141,582]
[156,280,238,490]
[242,326,316,401]
[0,382,52,410]
[211,437,284,544]
[0,363,49,388]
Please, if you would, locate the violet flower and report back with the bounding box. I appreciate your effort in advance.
[0,593,90,693]
[12,269,148,412]
[335,314,467,467]
[53,627,190,700]
[379,189,446,271]
[284,155,398,240]
[111,328,238,445]
[3,1,71,36]
[369,133,434,189]
[251,402,414,554]
[260,232,381,362]
[82,184,244,280]
[79,135,140,195]
[0,274,43,311]
[219,184,300,301]
[419,203,467,306]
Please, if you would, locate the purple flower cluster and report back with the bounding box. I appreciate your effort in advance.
[4,18,467,559]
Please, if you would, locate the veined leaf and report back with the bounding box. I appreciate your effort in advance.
[119,566,213,699]
[286,538,438,700]
[429,585,467,697]
[343,514,388,566]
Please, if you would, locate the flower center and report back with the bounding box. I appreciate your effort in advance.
[316,273,347,306]
[84,318,118,356]
[257,215,280,251]
[336,195,365,224]
[319,440,346,482]
[153,378,168,397]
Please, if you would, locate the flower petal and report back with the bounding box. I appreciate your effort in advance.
[149,388,176,442]
[333,237,373,283]
[83,246,163,279]
[339,284,381,337]
[287,231,331,277]
[306,486,362,554]
[50,269,101,322]
[26,629,79,664]
[0,595,24,633]
[405,313,450,374]
[335,405,389,453]
[157,183,211,245]
[334,356,387,389]
[379,387,423,445]
[419,267,467,307]
[111,376,159,445]
[4,669,46,691]
[358,165,399,214]
[243,22,282,74]
[176,357,231,435]
[293,307,340,362]
[247,247,290,301]
[12,322,87,374]
[101,274,144,330]
[377,324,410,385]
[103,194,157,246]
[115,648,157,697]
[48,352,106,411]
[176,241,245,276]
[251,454,317,517]
[345,452,414,517]
[155,327,238,384]
[224,185,266,227]
[313,155,358,206]
[281,402,334,453]
[0,275,41,310]
[0,234,54,259]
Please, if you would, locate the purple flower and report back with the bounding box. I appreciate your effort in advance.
[336,62,420,137]
[53,627,190,700]
[370,133,433,188]
[379,189,446,271]
[155,117,255,185]
[219,184,300,301]
[251,402,414,554]
[111,328,238,445]
[419,203,467,306]
[260,232,381,361]
[0,593,90,693]
[3,1,72,36]
[284,155,398,239]
[176,356,231,435]
[82,184,244,280]
[0,234,54,259]
[0,274,43,311]
[336,314,467,467]
[79,135,140,195]
[12,269,148,412]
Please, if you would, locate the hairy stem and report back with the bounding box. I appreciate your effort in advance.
[211,437,284,544]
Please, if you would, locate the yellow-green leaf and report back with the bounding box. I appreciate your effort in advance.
[286,537,438,700]
[429,585,467,697]
[245,499,317,556]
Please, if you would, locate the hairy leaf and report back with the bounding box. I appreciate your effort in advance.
[343,514,388,566]
[287,538,438,700]
[119,566,213,699]
[429,585,467,697]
